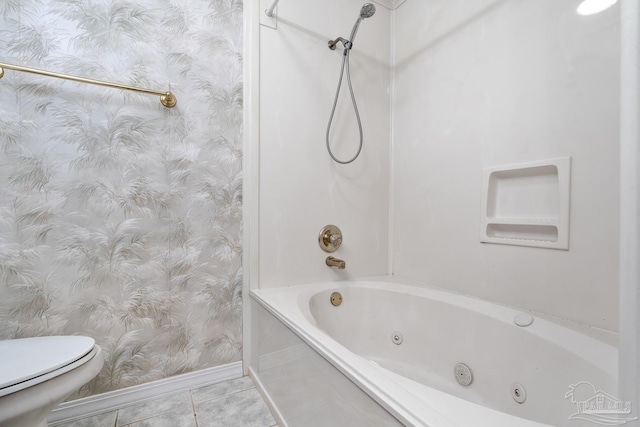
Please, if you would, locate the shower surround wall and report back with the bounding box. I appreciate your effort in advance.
[249,1,629,424]
[258,0,391,288]
[0,0,243,397]
[257,0,619,327]
[392,0,620,332]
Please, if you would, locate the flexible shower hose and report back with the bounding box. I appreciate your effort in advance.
[326,48,363,165]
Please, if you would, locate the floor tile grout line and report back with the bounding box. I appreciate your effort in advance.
[52,376,277,427]
[115,391,195,426]
[191,380,255,400]
[191,384,277,427]
[192,385,258,405]
[118,406,195,427]
[189,389,200,427]
[117,407,197,427]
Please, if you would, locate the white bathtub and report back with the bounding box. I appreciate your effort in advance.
[251,277,618,426]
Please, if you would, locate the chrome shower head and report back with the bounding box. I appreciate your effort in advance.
[349,3,376,44]
[360,3,376,19]
[328,3,376,51]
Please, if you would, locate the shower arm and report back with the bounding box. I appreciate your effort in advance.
[328,37,353,52]
[265,0,280,17]
[328,15,366,52]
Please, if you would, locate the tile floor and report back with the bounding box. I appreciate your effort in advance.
[51,377,278,427]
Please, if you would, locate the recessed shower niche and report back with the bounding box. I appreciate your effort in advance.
[480,157,571,250]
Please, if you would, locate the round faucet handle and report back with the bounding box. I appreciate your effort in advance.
[318,225,343,253]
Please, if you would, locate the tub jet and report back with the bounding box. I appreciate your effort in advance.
[454,363,473,386]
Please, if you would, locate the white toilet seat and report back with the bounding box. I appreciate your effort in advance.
[0,336,97,398]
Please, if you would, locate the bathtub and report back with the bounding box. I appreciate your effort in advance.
[251,277,618,426]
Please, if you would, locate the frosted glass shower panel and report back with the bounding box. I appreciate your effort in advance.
[481,157,571,250]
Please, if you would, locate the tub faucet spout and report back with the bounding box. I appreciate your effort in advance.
[326,256,346,269]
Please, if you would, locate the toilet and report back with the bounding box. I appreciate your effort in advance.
[0,336,104,427]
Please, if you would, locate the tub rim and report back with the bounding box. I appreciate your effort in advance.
[251,275,612,426]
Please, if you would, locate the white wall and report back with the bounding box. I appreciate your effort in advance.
[392,0,620,331]
[619,0,640,420]
[258,0,391,288]
[0,0,243,397]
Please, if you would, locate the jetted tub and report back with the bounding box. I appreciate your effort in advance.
[251,277,618,426]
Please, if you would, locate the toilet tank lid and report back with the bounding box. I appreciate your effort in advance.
[0,336,96,390]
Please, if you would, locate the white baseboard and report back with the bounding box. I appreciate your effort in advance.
[48,361,243,425]
[248,367,288,427]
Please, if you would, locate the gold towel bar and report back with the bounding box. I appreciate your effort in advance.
[0,62,176,108]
